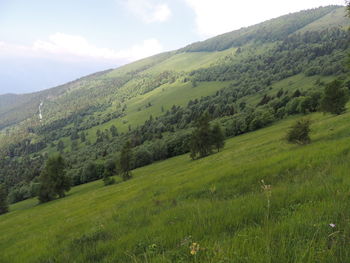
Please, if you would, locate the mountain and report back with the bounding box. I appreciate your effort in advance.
[0,5,349,202]
[0,4,350,262]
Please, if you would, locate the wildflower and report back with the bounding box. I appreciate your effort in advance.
[261,180,272,206]
[329,223,336,228]
[190,242,200,255]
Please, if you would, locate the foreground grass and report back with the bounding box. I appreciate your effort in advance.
[2,111,350,262]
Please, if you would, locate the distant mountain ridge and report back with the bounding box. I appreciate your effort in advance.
[0,5,348,132]
[180,5,343,52]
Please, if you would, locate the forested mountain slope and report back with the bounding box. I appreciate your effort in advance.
[0,5,349,203]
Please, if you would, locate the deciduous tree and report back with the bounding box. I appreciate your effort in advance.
[38,155,71,203]
[320,80,348,115]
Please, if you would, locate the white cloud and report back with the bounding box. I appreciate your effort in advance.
[184,0,346,38]
[0,33,164,62]
[125,0,171,23]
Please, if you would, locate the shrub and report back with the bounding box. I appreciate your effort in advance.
[103,176,115,186]
[286,118,311,145]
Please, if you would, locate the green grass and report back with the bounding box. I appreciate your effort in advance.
[297,7,349,33]
[242,73,334,106]
[2,107,350,262]
[145,48,237,73]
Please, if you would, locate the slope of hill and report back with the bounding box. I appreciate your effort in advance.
[0,5,349,203]
[180,5,342,52]
[2,109,350,262]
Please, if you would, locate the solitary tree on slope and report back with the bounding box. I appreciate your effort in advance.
[0,184,8,215]
[119,141,133,181]
[320,80,348,115]
[38,155,71,203]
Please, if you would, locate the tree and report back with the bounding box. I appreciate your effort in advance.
[191,79,197,88]
[80,132,86,143]
[57,140,64,153]
[38,155,71,203]
[119,141,133,181]
[71,140,78,151]
[70,130,79,140]
[347,0,350,68]
[0,184,8,215]
[103,160,116,186]
[211,123,225,152]
[320,80,348,115]
[286,118,311,145]
[190,113,213,159]
[110,125,118,137]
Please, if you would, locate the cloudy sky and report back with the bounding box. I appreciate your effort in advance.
[0,0,346,94]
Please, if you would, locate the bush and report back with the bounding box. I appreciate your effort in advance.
[286,118,311,145]
[103,176,115,186]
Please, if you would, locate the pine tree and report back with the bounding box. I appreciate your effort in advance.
[38,155,71,203]
[320,80,348,115]
[57,140,64,153]
[211,123,225,152]
[110,125,118,137]
[190,113,213,159]
[80,132,86,143]
[70,130,79,140]
[103,160,116,186]
[120,141,133,181]
[0,184,8,215]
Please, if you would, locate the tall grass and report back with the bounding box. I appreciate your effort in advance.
[2,110,350,262]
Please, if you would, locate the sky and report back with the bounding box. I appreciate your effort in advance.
[0,0,346,94]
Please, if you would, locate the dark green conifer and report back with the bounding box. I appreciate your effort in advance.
[211,123,225,152]
[38,155,71,203]
[120,141,133,181]
[0,184,8,215]
[320,80,348,115]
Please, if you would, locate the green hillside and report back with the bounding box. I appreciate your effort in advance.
[0,4,350,262]
[2,108,350,262]
[0,5,349,203]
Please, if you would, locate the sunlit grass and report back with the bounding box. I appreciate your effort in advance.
[2,109,350,262]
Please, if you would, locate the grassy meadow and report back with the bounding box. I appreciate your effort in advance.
[2,107,350,262]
